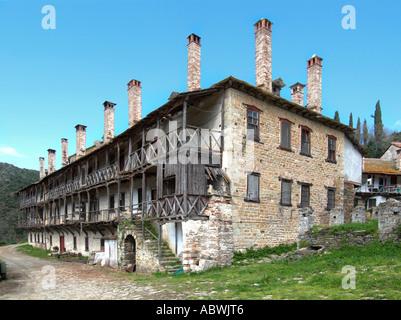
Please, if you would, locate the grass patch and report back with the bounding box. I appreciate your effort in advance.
[311,219,378,237]
[233,242,298,262]
[15,244,55,260]
[119,239,401,300]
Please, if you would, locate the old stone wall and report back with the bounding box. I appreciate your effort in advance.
[183,195,234,272]
[343,182,355,223]
[301,229,375,249]
[223,87,346,251]
[377,199,401,241]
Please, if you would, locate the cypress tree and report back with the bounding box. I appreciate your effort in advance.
[374,100,384,143]
[334,111,340,122]
[363,119,369,146]
[349,113,353,128]
[355,117,361,144]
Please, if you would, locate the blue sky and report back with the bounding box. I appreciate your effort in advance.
[0,0,400,170]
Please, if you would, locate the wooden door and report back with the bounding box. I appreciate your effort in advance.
[60,236,65,253]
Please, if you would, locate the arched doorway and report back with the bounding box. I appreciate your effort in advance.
[123,235,136,271]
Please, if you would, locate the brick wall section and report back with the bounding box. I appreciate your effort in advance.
[223,87,345,251]
[183,195,234,272]
[187,34,201,92]
[343,182,355,223]
[254,19,272,93]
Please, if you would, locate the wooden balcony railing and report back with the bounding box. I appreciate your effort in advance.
[132,194,209,222]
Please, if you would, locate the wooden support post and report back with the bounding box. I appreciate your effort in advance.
[106,184,110,220]
[182,97,188,216]
[158,223,162,260]
[142,171,146,248]
[130,175,134,220]
[117,178,121,219]
[87,191,91,222]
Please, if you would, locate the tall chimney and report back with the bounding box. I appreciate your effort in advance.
[254,18,273,93]
[39,157,45,179]
[103,101,116,143]
[47,149,56,174]
[187,33,201,91]
[61,138,68,167]
[306,54,323,113]
[127,79,142,127]
[75,124,87,158]
[290,82,306,106]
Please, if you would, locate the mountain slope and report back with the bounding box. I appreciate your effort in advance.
[0,162,39,244]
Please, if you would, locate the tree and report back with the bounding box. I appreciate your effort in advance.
[349,113,353,128]
[363,119,369,146]
[334,111,340,122]
[355,117,361,144]
[373,100,384,143]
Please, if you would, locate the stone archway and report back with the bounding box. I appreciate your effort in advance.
[122,235,136,272]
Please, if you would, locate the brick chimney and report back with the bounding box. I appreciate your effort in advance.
[47,149,56,174]
[75,124,87,158]
[39,157,45,179]
[290,82,306,106]
[187,33,201,91]
[127,79,142,127]
[103,101,116,143]
[306,54,323,113]
[61,138,68,167]
[254,18,273,93]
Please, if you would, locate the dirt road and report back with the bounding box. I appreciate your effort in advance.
[0,244,186,300]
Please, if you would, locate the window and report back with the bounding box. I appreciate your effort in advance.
[280,179,292,206]
[327,136,337,162]
[73,236,77,250]
[100,239,105,252]
[300,127,311,156]
[245,173,260,202]
[120,192,126,211]
[109,195,115,213]
[300,184,311,208]
[85,237,89,251]
[327,188,335,210]
[247,106,260,141]
[280,120,291,150]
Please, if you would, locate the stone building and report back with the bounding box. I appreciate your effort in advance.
[17,18,364,273]
[356,142,401,209]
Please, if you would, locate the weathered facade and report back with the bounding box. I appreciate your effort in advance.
[17,18,364,273]
[356,142,401,209]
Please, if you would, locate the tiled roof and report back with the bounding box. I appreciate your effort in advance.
[363,158,401,175]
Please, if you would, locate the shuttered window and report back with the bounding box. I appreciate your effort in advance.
[280,120,291,150]
[246,173,260,202]
[327,188,335,210]
[300,184,310,208]
[301,128,311,155]
[281,179,292,206]
[327,136,336,162]
[247,106,260,142]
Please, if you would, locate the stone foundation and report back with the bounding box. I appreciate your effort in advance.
[183,195,234,272]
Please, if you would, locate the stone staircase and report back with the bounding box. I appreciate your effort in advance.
[130,220,183,274]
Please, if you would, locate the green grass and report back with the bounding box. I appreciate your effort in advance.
[15,244,55,260]
[119,239,401,300]
[311,219,379,237]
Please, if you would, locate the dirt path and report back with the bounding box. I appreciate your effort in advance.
[0,244,186,300]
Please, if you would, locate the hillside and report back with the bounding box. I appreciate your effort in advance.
[0,162,39,244]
